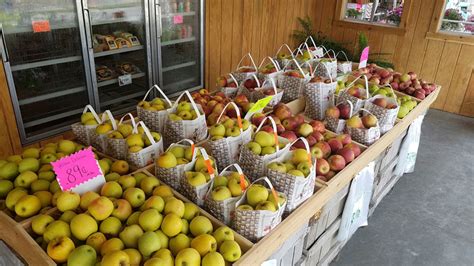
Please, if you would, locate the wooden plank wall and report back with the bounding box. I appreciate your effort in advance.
[204,0,474,116]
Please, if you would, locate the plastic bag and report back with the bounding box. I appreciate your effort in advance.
[395,114,425,175]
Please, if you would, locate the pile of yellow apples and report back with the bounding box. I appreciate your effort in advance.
[236,183,286,212]
[169,102,200,121]
[245,131,285,156]
[184,156,217,187]
[0,140,82,219]
[156,145,199,169]
[108,123,162,153]
[208,118,251,141]
[138,97,170,112]
[30,173,243,265]
[210,171,249,201]
[267,149,312,178]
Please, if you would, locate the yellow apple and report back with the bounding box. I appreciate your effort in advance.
[256,200,276,212]
[123,187,146,208]
[80,191,100,210]
[100,216,122,237]
[81,112,96,124]
[47,236,75,263]
[126,134,145,148]
[100,238,124,256]
[119,224,144,248]
[153,248,174,266]
[30,179,50,192]
[58,140,76,155]
[118,175,136,190]
[202,251,225,266]
[112,198,132,221]
[67,245,97,266]
[156,152,177,169]
[246,184,268,207]
[101,250,130,266]
[175,248,200,266]
[14,194,41,217]
[0,161,19,180]
[105,172,121,182]
[0,180,13,198]
[133,172,148,184]
[88,196,114,221]
[96,123,112,134]
[152,185,173,198]
[169,233,191,256]
[31,214,55,235]
[185,171,207,187]
[161,213,183,237]
[140,176,160,196]
[211,186,232,201]
[139,208,163,231]
[183,202,199,221]
[218,240,241,262]
[124,248,142,266]
[155,230,169,249]
[22,147,40,159]
[5,187,28,210]
[118,124,134,138]
[164,197,185,217]
[14,170,38,188]
[86,232,107,253]
[111,160,130,175]
[213,226,234,246]
[140,195,165,212]
[43,220,71,243]
[99,159,111,175]
[49,180,61,193]
[190,234,217,256]
[126,211,142,226]
[101,181,123,198]
[18,158,40,173]
[181,219,189,234]
[59,210,77,223]
[57,191,80,212]
[190,216,213,237]
[138,231,162,257]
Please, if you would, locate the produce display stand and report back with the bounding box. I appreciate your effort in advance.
[235,88,440,265]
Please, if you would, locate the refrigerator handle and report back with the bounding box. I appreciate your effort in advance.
[0,24,10,63]
[84,8,94,49]
[156,4,162,37]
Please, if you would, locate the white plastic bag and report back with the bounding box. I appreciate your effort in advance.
[395,114,425,175]
[337,162,375,242]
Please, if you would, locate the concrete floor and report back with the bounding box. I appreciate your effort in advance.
[332,110,474,266]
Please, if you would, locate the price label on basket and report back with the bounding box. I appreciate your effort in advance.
[51,147,105,194]
[118,74,132,86]
[244,96,273,119]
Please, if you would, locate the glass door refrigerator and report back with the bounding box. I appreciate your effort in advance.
[151,0,203,97]
[0,0,94,144]
[83,0,153,114]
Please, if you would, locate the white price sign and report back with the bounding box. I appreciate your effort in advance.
[118,74,132,86]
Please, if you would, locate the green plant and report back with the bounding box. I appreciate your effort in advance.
[355,32,394,69]
[346,9,362,19]
[441,8,463,31]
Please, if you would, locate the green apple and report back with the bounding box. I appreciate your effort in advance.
[123,187,146,208]
[169,146,185,159]
[190,216,213,237]
[213,226,234,246]
[267,162,287,173]
[185,172,207,187]
[246,184,269,207]
[7,155,22,164]
[155,230,169,249]
[139,209,163,231]
[98,159,110,175]
[112,199,133,221]
[59,210,77,223]
[133,172,148,184]
[22,148,40,159]
[100,216,122,237]
[120,224,144,248]
[71,213,98,241]
[284,162,295,171]
[105,172,120,182]
[177,102,191,112]
[138,231,161,257]
[58,140,76,155]
[211,186,232,201]
[288,169,305,177]
[219,240,241,262]
[212,175,228,188]
[241,119,250,130]
[0,180,14,198]
[225,126,241,137]
[209,124,226,137]
[246,142,262,155]
[67,245,97,266]
[175,248,200,266]
[169,233,191,256]
[127,211,142,226]
[228,178,248,197]
[140,176,160,196]
[297,161,311,177]
[236,204,253,211]
[32,214,55,235]
[14,170,38,188]
[268,192,286,208]
[18,158,40,173]
[5,187,27,210]
[261,146,276,155]
[254,131,275,147]
[0,162,18,180]
[38,171,55,181]
[256,200,276,212]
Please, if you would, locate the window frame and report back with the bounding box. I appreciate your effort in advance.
[426,0,474,45]
[333,0,413,35]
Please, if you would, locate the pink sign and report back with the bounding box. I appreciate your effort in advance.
[32,20,51,33]
[51,147,102,191]
[173,15,183,24]
[359,46,370,69]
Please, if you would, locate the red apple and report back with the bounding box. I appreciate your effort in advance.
[260,125,274,133]
[327,139,343,153]
[338,103,352,120]
[311,131,324,142]
[309,120,326,133]
[276,124,285,134]
[372,98,387,108]
[362,114,378,128]
[282,118,298,131]
[251,113,266,126]
[294,114,305,126]
[414,89,425,100]
[325,106,340,119]
[328,155,346,171]
[273,105,292,121]
[317,175,328,182]
[314,141,331,159]
[325,170,336,180]
[336,147,355,163]
[280,131,298,143]
[316,158,330,176]
[335,134,352,145]
[310,146,324,159]
[234,94,249,106]
[344,143,361,157]
[306,135,317,147]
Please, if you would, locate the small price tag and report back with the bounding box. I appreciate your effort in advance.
[32,20,50,33]
[51,147,105,194]
[173,15,183,24]
[118,74,132,86]
[359,46,370,69]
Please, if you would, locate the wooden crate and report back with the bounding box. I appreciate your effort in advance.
[369,157,403,217]
[267,222,308,266]
[379,129,407,171]
[304,183,349,249]
[301,217,342,266]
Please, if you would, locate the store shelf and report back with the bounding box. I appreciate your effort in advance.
[161,37,195,46]
[97,72,145,87]
[162,11,196,18]
[23,108,84,128]
[162,61,196,72]
[18,86,86,106]
[94,45,144,58]
[101,91,144,106]
[10,56,82,71]
[91,17,142,26]
[7,23,78,34]
[165,77,196,89]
